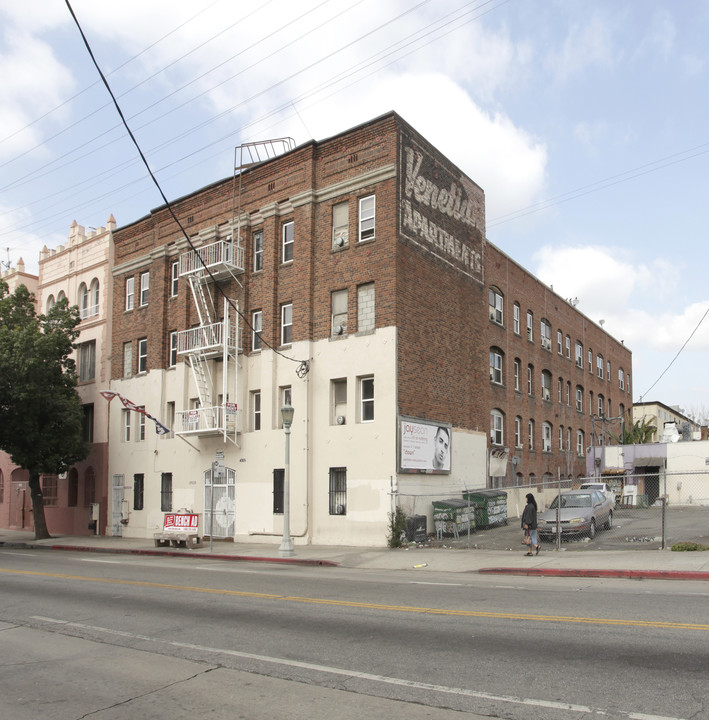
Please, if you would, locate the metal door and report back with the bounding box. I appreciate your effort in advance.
[111,474,124,537]
[204,467,235,538]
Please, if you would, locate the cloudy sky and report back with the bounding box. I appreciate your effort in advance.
[1,0,708,414]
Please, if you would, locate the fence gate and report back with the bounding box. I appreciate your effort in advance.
[203,467,235,538]
[111,474,124,537]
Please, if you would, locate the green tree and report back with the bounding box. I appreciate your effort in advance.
[613,416,657,445]
[0,280,88,539]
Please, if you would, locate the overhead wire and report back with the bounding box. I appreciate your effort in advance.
[63,0,309,376]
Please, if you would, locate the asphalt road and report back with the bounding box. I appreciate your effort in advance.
[1,548,708,720]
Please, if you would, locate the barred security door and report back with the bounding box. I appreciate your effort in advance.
[111,474,124,537]
[204,467,235,538]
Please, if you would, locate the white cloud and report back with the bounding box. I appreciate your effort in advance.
[549,14,615,82]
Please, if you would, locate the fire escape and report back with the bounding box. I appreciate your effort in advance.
[176,235,244,442]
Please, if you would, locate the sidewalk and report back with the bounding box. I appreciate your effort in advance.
[3,528,709,580]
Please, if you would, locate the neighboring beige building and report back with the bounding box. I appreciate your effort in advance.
[0,257,38,298]
[633,401,701,443]
[32,217,116,535]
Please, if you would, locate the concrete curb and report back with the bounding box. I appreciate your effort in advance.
[0,541,339,568]
[478,567,709,581]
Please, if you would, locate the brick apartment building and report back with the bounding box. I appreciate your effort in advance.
[105,112,631,546]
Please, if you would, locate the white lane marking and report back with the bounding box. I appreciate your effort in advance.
[80,559,122,564]
[409,581,462,587]
[28,616,687,720]
[3,551,37,557]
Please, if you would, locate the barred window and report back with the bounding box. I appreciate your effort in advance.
[160,472,172,512]
[329,467,347,515]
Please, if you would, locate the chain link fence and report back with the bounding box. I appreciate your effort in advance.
[394,470,709,550]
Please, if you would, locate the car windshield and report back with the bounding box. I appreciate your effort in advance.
[549,494,592,509]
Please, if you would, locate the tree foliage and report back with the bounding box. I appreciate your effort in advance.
[612,416,657,445]
[0,280,89,538]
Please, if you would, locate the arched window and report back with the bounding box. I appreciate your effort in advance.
[488,287,503,325]
[513,303,520,334]
[542,422,552,452]
[514,358,521,391]
[89,278,100,317]
[489,347,504,385]
[597,394,604,417]
[576,430,585,456]
[514,416,522,448]
[84,467,96,506]
[490,409,504,445]
[526,310,534,341]
[541,370,552,401]
[78,283,89,318]
[46,295,55,312]
[596,353,604,378]
[540,318,551,350]
[528,419,535,450]
[57,290,66,304]
[576,385,584,412]
[527,364,534,395]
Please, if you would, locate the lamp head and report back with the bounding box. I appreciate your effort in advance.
[281,403,294,428]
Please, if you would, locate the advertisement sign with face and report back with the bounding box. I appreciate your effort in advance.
[400,418,451,473]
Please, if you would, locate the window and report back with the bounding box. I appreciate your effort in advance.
[588,349,593,373]
[282,221,294,263]
[567,427,572,452]
[46,295,55,312]
[489,348,503,385]
[597,354,604,378]
[78,282,89,318]
[328,467,347,514]
[125,277,134,311]
[160,472,173,512]
[133,474,144,511]
[598,394,605,417]
[576,385,584,412]
[527,364,534,395]
[123,342,132,378]
[67,470,78,507]
[138,337,148,374]
[169,331,177,367]
[559,425,564,451]
[171,261,179,297]
[607,360,611,382]
[123,410,131,442]
[514,416,522,448]
[558,377,563,403]
[490,409,504,445]
[139,271,149,306]
[252,310,262,351]
[332,202,349,248]
[557,330,563,354]
[359,195,375,242]
[79,340,96,382]
[489,287,503,324]
[541,370,552,401]
[526,311,533,341]
[513,303,520,334]
[332,378,347,425]
[540,319,551,350]
[360,376,374,422]
[137,408,146,441]
[566,380,571,406]
[252,391,261,431]
[89,278,99,316]
[166,401,175,438]
[627,374,631,394]
[273,469,284,514]
[619,368,625,390]
[82,404,94,443]
[331,289,348,336]
[514,358,520,391]
[528,420,535,451]
[42,475,57,506]
[281,303,293,345]
[575,341,583,368]
[542,422,552,452]
[565,335,571,359]
[576,430,585,456]
[357,283,375,333]
[253,230,264,271]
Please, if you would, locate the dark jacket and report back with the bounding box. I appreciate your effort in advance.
[521,503,537,530]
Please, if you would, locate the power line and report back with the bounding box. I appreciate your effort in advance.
[63,0,309,376]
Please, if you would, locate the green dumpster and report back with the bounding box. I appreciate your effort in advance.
[432,498,475,539]
[462,489,508,528]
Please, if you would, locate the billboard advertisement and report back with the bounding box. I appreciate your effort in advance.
[399,418,451,474]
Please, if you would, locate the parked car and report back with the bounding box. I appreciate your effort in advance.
[538,490,614,540]
[578,482,617,507]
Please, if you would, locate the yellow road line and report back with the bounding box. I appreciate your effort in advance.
[3,567,708,631]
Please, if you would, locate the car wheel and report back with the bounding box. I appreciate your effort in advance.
[588,519,596,539]
[604,511,613,530]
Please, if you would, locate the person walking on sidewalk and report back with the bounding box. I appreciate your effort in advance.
[521,493,540,556]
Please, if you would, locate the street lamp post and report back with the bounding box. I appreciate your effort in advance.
[278,403,295,557]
